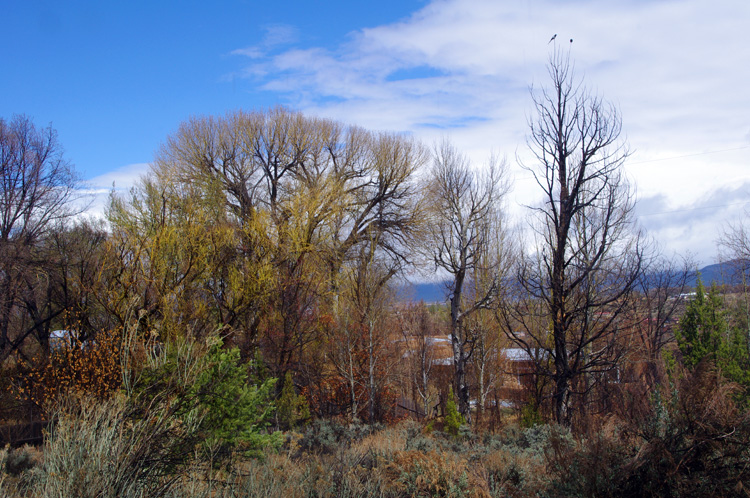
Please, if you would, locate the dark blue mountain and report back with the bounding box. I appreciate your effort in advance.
[397,282,450,304]
[401,260,750,303]
[688,260,749,288]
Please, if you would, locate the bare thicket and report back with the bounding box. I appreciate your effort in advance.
[632,254,693,358]
[0,115,84,363]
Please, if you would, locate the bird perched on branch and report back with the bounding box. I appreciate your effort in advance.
[548,34,557,43]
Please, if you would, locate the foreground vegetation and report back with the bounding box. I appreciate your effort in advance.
[2,358,748,497]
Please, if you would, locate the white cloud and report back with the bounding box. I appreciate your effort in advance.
[81,162,151,219]
[88,162,151,190]
[232,0,750,264]
[231,24,299,59]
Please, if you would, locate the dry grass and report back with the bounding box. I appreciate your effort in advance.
[2,369,749,498]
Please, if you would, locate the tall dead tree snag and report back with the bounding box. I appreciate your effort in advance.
[506,51,643,427]
[426,141,511,422]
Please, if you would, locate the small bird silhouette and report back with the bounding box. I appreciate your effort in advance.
[548,34,557,44]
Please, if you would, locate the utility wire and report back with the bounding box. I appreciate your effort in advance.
[629,145,749,165]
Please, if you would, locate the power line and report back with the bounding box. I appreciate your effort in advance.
[629,145,750,165]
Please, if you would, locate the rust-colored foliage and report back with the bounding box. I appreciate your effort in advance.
[385,450,490,497]
[301,348,404,424]
[10,328,122,415]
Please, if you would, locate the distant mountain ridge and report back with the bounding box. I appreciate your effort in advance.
[397,282,450,304]
[402,261,749,304]
[688,260,749,288]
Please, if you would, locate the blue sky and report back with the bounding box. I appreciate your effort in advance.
[2,0,749,264]
[2,1,423,175]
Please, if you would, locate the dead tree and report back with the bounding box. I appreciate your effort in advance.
[505,50,644,427]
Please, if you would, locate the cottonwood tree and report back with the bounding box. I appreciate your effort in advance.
[505,51,644,426]
[151,108,424,379]
[152,109,326,369]
[426,141,511,421]
[0,115,84,363]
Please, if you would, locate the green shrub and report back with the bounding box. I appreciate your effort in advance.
[444,387,464,437]
[22,334,281,497]
[3,444,41,476]
[276,371,310,430]
[130,335,281,459]
[520,402,543,428]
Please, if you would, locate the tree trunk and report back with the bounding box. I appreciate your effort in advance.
[451,330,471,424]
[347,330,358,422]
[554,374,571,426]
[368,320,375,424]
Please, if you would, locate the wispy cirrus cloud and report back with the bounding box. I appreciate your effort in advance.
[231,24,299,59]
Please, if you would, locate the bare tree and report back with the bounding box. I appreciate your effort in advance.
[328,229,402,423]
[719,215,750,344]
[426,141,511,421]
[398,302,439,418]
[504,51,644,426]
[0,115,83,363]
[0,116,81,244]
[632,253,693,359]
[608,252,692,398]
[720,216,750,265]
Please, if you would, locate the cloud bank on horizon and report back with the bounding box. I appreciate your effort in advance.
[228,0,750,264]
[21,0,744,266]
[23,0,750,263]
